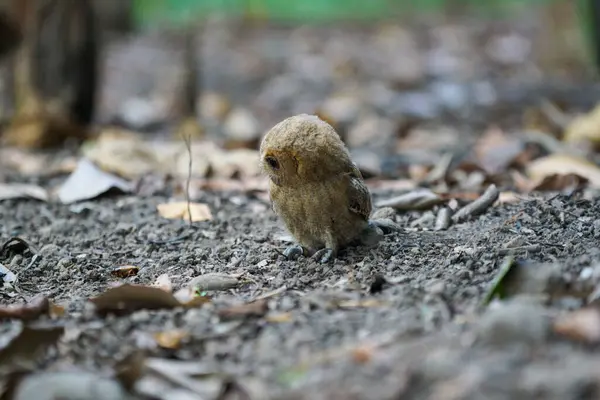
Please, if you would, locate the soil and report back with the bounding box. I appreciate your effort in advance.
[1,183,600,399]
[2,11,600,400]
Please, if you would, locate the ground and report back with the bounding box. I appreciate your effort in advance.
[2,10,600,400]
[1,183,599,399]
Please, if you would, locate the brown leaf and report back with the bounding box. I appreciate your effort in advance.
[0,295,49,321]
[82,128,165,179]
[218,299,269,321]
[89,284,182,316]
[554,308,600,343]
[57,159,132,204]
[157,202,212,222]
[474,126,524,175]
[532,173,588,192]
[153,330,190,350]
[0,183,48,202]
[526,154,600,189]
[110,265,140,278]
[0,325,64,370]
[48,302,65,318]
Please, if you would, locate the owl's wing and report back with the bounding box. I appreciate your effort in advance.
[346,162,372,221]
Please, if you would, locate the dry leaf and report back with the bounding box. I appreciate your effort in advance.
[0,183,48,201]
[157,202,212,222]
[554,308,600,343]
[89,284,182,316]
[526,154,600,189]
[0,295,49,321]
[564,104,600,148]
[532,173,588,192]
[82,128,164,179]
[110,265,140,278]
[0,325,64,370]
[153,273,173,293]
[474,126,524,175]
[218,299,269,320]
[57,159,132,204]
[48,302,65,318]
[153,330,190,350]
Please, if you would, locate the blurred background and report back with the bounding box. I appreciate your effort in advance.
[0,0,598,192]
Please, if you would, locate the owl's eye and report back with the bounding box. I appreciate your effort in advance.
[265,156,279,170]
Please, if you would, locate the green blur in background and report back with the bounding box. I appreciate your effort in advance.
[132,0,577,25]
[130,0,597,73]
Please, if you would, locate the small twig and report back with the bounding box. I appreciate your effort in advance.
[434,207,452,231]
[180,131,193,226]
[452,184,500,223]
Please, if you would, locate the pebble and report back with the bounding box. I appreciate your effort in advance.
[476,298,550,347]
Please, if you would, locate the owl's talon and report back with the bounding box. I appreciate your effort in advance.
[284,245,305,260]
[312,248,335,264]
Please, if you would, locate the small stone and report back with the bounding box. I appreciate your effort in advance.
[476,298,550,346]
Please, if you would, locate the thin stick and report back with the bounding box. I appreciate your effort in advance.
[181,131,193,226]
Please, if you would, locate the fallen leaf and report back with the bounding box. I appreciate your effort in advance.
[0,295,49,321]
[153,330,190,350]
[0,325,64,371]
[531,173,588,192]
[0,183,48,201]
[110,265,140,278]
[526,154,600,189]
[57,159,132,204]
[48,302,65,318]
[152,273,173,293]
[89,284,182,316]
[474,126,525,175]
[82,128,164,179]
[218,299,269,321]
[157,202,212,222]
[375,189,443,210]
[0,148,77,176]
[564,104,600,148]
[554,308,600,343]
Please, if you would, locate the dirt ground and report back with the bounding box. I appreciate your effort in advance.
[2,12,600,400]
[1,182,599,399]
